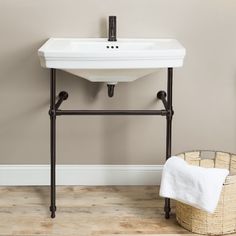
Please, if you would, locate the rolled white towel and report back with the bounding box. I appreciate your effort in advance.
[159,156,229,213]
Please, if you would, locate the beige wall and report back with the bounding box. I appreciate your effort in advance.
[0,0,236,164]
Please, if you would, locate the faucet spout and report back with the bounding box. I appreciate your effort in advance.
[108,16,117,41]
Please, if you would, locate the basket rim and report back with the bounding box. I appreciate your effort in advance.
[175,149,236,184]
[175,150,236,156]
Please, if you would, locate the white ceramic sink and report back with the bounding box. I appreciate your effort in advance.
[38,38,186,84]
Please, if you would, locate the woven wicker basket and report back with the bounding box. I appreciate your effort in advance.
[175,150,236,235]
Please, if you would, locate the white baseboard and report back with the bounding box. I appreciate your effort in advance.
[0,165,163,186]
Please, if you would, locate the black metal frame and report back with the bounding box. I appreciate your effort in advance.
[49,68,174,219]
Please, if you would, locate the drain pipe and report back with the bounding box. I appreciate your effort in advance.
[107,84,115,97]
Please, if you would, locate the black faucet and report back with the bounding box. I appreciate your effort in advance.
[108,16,117,41]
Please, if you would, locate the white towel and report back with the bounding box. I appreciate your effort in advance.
[159,156,229,213]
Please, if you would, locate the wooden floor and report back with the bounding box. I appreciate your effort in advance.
[0,186,198,236]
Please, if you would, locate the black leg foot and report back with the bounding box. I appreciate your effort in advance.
[50,206,57,218]
[51,211,56,218]
[165,211,170,219]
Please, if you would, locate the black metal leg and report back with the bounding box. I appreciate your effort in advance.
[47,67,175,219]
[49,69,57,218]
[164,68,173,219]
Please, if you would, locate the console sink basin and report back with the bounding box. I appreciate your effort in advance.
[38,38,186,84]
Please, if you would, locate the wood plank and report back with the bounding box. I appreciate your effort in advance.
[0,186,194,236]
